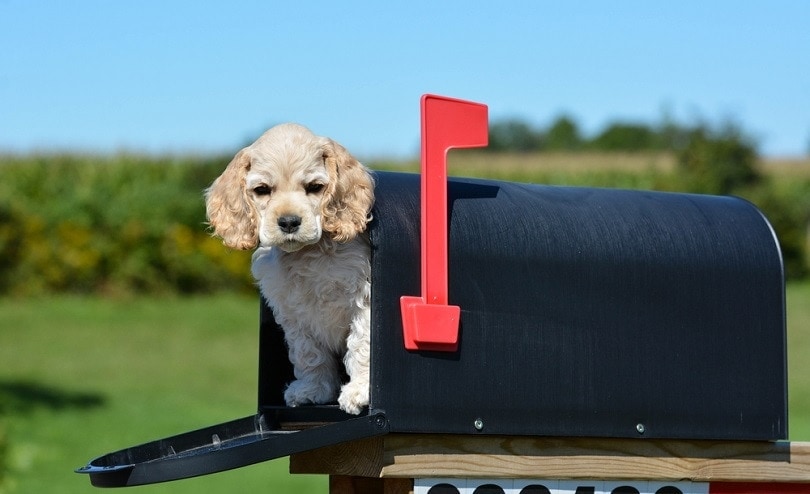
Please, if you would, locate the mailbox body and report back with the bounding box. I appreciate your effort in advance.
[262,171,787,440]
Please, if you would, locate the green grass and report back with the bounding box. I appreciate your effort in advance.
[788,281,810,439]
[1,285,809,493]
[0,295,326,493]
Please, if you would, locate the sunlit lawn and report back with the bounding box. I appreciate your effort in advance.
[0,295,325,494]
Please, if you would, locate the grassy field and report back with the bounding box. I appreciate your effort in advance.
[788,281,810,439]
[0,295,326,493]
[0,283,808,493]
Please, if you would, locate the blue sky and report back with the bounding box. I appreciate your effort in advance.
[2,1,808,159]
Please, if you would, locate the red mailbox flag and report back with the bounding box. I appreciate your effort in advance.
[400,94,489,351]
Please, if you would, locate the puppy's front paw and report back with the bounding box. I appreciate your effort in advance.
[284,379,337,407]
[338,381,369,415]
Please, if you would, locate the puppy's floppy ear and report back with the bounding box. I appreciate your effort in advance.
[205,149,258,250]
[321,139,375,242]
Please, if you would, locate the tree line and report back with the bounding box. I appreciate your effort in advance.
[487,115,761,196]
[488,115,751,152]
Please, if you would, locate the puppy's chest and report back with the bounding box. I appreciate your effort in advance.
[269,259,365,306]
[257,245,370,329]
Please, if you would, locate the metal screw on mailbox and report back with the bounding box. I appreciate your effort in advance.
[636,423,646,435]
[474,418,484,431]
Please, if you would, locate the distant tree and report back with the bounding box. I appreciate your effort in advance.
[676,123,760,195]
[656,114,692,152]
[589,123,659,151]
[487,119,544,152]
[545,115,582,151]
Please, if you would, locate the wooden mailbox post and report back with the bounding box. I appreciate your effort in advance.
[291,435,810,493]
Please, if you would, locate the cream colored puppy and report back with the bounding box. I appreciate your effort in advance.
[205,123,374,414]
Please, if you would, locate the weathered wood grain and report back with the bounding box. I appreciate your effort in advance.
[291,435,810,483]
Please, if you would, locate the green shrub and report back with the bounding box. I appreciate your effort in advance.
[589,123,661,151]
[487,119,544,152]
[739,180,810,280]
[0,153,253,295]
[675,124,761,195]
[0,204,23,293]
[544,115,583,151]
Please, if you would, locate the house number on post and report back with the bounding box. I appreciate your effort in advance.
[415,479,706,494]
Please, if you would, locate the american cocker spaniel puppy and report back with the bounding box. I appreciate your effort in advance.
[205,123,374,415]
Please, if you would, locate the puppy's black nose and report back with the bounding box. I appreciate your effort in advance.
[277,215,302,233]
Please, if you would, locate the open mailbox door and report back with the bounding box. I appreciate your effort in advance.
[76,410,388,487]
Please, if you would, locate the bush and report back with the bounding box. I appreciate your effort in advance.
[589,123,661,151]
[0,204,23,293]
[487,119,544,152]
[0,154,254,295]
[676,124,761,195]
[544,115,583,151]
[739,180,810,280]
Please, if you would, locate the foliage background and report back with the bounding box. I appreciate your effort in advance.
[1,117,807,298]
[0,154,254,296]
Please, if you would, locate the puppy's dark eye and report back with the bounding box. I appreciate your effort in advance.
[305,182,325,194]
[253,185,272,196]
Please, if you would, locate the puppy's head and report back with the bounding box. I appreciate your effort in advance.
[205,123,374,252]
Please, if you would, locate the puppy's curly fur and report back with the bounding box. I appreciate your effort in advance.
[205,123,374,414]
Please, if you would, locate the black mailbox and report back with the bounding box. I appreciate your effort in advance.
[366,172,786,439]
[78,171,787,487]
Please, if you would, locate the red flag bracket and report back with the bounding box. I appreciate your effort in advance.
[400,94,489,351]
